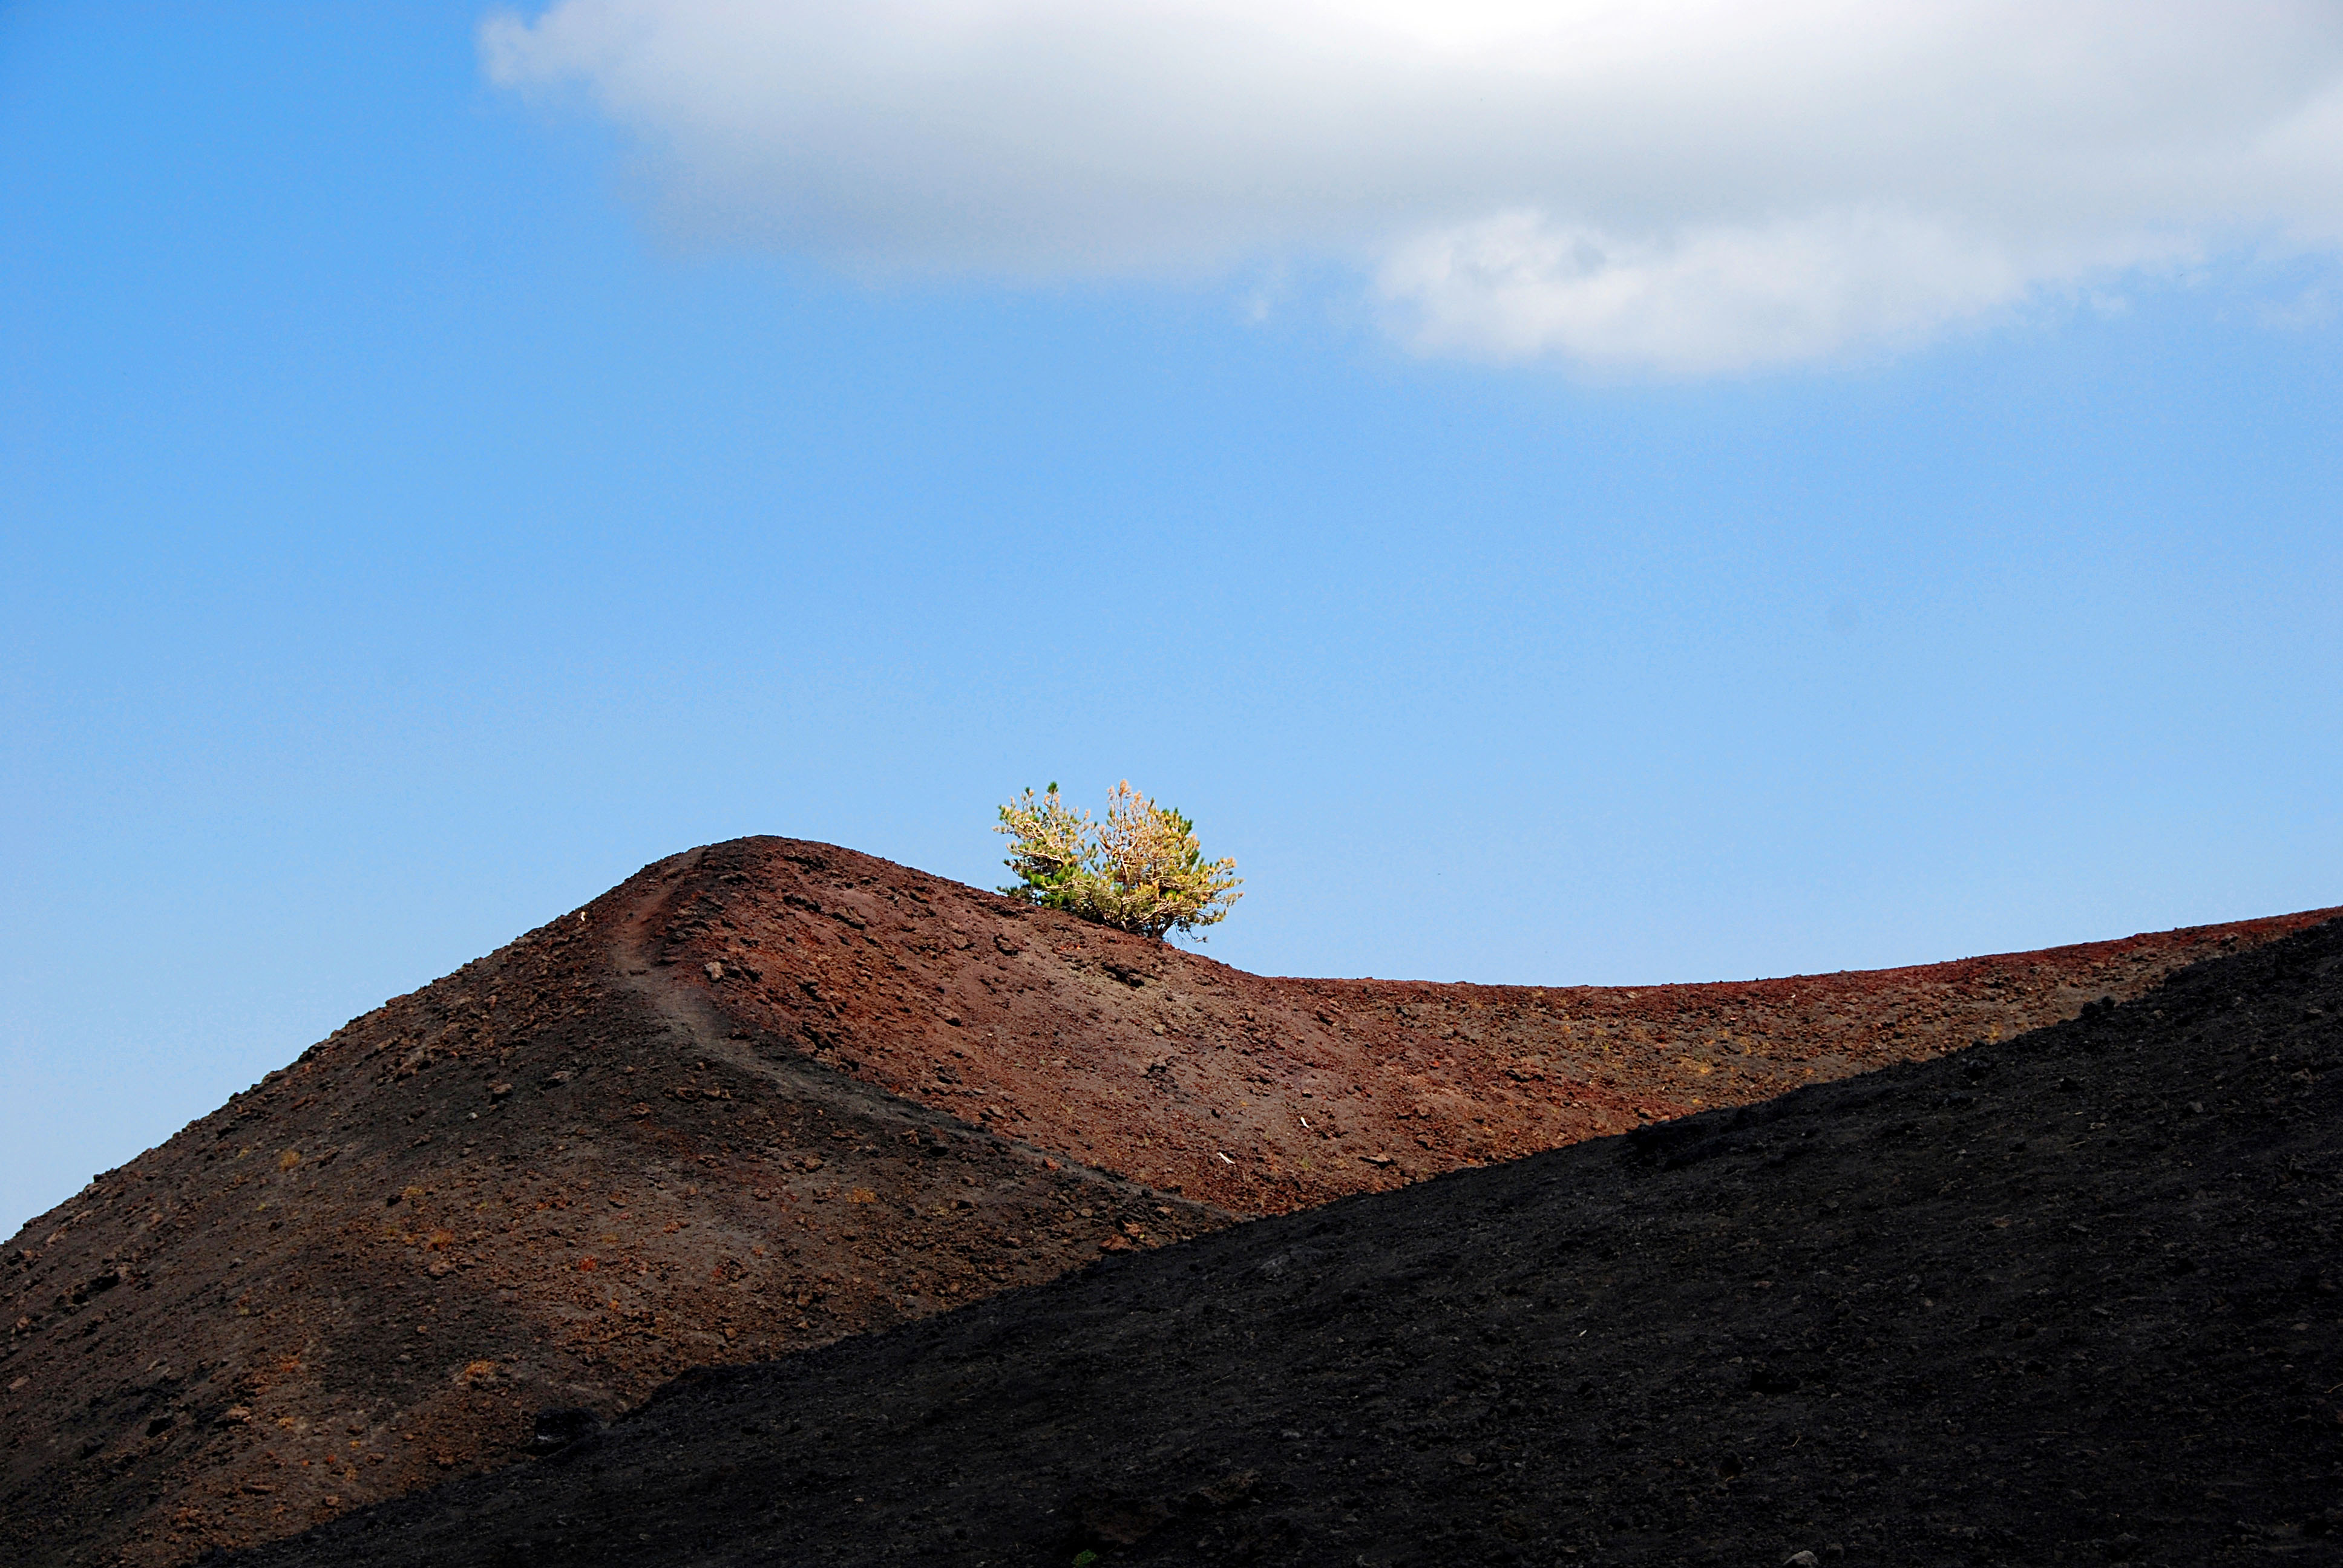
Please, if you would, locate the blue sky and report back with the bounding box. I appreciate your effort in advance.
[5,1,2340,1238]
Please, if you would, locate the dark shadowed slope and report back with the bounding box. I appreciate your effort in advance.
[243,915,2343,1568]
[2,835,2329,1567]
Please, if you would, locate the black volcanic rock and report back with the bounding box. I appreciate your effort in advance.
[234,916,2343,1567]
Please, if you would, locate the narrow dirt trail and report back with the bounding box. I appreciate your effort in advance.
[603,846,1234,1221]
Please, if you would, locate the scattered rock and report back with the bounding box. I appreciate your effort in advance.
[528,1408,603,1455]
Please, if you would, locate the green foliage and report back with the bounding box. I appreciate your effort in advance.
[995,780,1243,940]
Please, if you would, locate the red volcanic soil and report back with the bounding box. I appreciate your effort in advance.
[664,838,2332,1214]
[0,835,2329,1567]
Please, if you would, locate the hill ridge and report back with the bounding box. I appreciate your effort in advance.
[1,835,2331,1566]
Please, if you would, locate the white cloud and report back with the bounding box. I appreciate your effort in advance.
[482,1,2343,371]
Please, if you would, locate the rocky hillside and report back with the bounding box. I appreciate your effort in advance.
[239,910,2343,1568]
[2,835,2328,1566]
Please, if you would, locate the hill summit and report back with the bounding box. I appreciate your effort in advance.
[2,837,2330,1566]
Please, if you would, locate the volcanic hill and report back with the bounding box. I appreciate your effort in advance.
[1,836,2330,1566]
[240,906,2343,1568]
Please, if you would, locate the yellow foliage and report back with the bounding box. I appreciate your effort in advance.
[995,780,1242,940]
